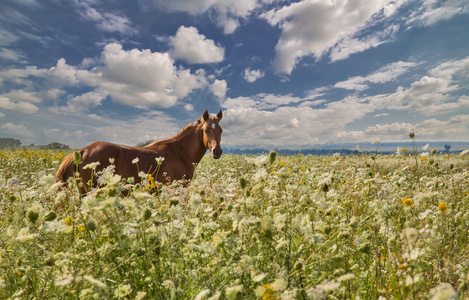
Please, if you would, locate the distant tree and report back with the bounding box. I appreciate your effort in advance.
[444,144,451,153]
[40,142,70,149]
[0,138,21,148]
[136,140,154,147]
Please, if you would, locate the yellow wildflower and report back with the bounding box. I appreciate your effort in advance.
[63,216,73,226]
[402,198,413,206]
[262,284,276,300]
[438,202,448,213]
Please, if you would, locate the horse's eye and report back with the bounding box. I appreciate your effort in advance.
[204,129,209,134]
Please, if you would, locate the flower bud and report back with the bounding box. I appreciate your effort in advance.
[143,208,152,221]
[26,208,39,224]
[86,220,97,232]
[44,211,57,221]
[269,150,277,164]
[239,177,247,189]
[73,151,82,165]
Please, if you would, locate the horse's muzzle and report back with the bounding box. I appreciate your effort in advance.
[212,147,223,159]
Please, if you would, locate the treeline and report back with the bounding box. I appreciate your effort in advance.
[0,138,70,149]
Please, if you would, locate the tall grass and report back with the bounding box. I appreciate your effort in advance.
[0,149,468,299]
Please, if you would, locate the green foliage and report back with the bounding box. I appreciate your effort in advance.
[1,149,469,299]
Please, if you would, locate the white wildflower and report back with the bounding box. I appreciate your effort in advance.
[422,143,429,151]
[316,279,340,292]
[271,278,288,292]
[189,193,202,209]
[306,288,326,300]
[132,157,140,164]
[83,275,107,289]
[135,291,147,300]
[252,273,267,282]
[163,280,174,289]
[337,273,355,282]
[207,291,221,300]
[55,274,74,286]
[225,285,243,300]
[7,177,20,187]
[115,284,132,298]
[402,227,418,244]
[429,283,458,300]
[83,161,100,170]
[16,227,38,242]
[194,289,211,300]
[39,174,55,186]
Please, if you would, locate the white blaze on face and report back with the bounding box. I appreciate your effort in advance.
[211,123,216,129]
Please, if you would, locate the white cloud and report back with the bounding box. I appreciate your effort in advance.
[408,0,469,27]
[147,0,260,34]
[0,48,25,62]
[262,0,403,74]
[210,79,227,99]
[51,89,109,114]
[222,93,306,110]
[169,26,225,64]
[330,24,400,62]
[221,94,377,146]
[1,122,34,137]
[3,90,42,103]
[382,57,469,114]
[0,43,211,112]
[243,68,265,83]
[0,29,20,46]
[335,61,417,91]
[0,95,39,114]
[74,2,137,35]
[335,114,469,143]
[184,103,194,111]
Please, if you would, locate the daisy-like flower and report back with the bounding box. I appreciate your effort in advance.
[402,197,413,207]
[438,202,448,213]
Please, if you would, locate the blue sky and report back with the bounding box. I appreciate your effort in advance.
[0,0,468,149]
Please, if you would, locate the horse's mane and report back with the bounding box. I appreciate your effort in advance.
[145,115,218,148]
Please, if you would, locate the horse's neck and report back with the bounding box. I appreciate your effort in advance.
[160,125,207,164]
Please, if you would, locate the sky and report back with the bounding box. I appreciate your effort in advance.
[0,0,468,149]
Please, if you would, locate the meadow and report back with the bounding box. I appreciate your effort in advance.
[1,147,469,299]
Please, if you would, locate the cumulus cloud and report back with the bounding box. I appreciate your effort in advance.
[262,0,404,74]
[243,68,265,83]
[1,43,211,113]
[1,122,34,137]
[0,95,39,114]
[210,79,227,99]
[221,94,377,146]
[335,61,417,91]
[146,0,260,34]
[169,26,225,64]
[335,114,469,143]
[381,57,469,114]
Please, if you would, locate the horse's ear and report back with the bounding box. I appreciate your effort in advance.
[216,110,223,121]
[203,110,209,122]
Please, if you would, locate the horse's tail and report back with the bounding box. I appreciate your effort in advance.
[55,154,76,183]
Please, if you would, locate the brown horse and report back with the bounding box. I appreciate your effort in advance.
[56,110,223,193]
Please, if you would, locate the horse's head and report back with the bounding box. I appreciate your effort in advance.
[201,110,223,159]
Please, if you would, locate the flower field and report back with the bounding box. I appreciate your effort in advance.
[1,148,469,299]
